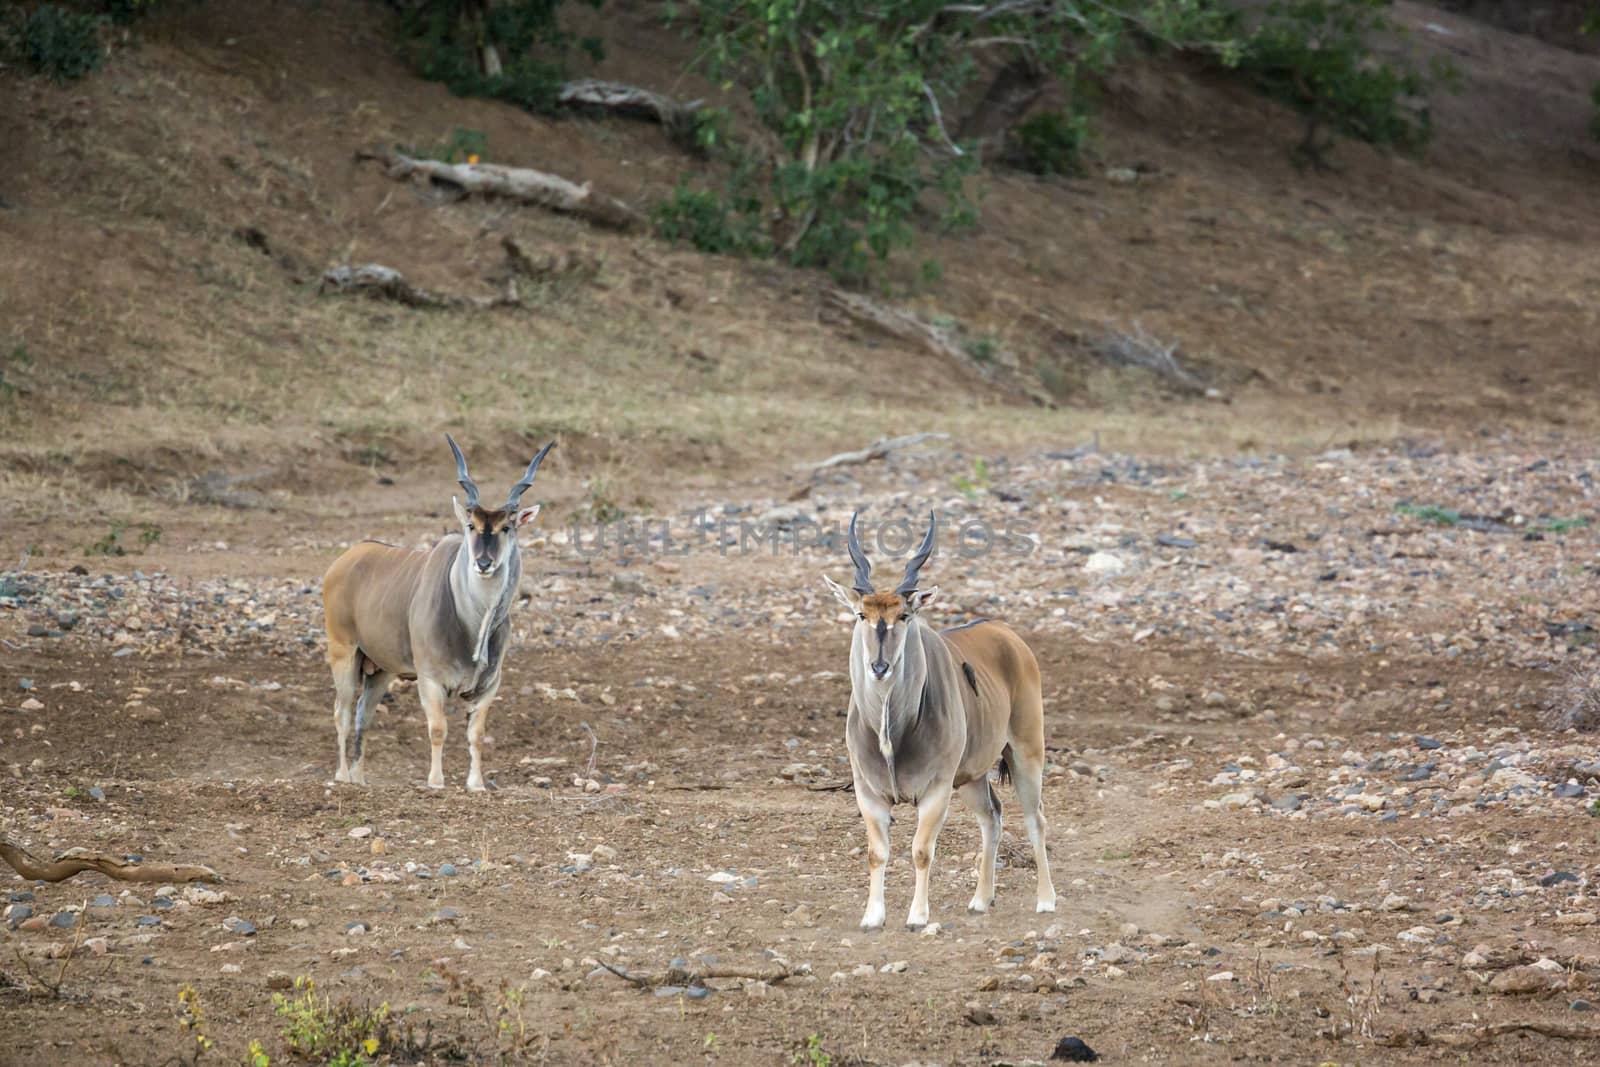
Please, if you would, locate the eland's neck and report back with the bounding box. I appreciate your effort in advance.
[450,538,521,634]
[853,619,932,736]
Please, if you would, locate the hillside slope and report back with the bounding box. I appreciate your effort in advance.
[0,0,1597,549]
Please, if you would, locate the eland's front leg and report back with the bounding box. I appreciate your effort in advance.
[906,783,952,930]
[464,675,501,793]
[418,678,449,789]
[855,785,892,931]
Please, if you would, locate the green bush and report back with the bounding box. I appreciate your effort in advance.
[1234,0,1435,162]
[653,182,768,256]
[672,0,1237,279]
[11,4,105,83]
[1012,109,1091,176]
[399,0,601,115]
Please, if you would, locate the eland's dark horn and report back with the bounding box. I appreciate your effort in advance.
[894,512,937,595]
[445,434,481,509]
[505,439,556,510]
[847,510,875,594]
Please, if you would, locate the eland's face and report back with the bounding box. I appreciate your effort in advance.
[464,506,516,578]
[856,592,911,681]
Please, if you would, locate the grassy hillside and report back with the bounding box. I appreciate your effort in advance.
[1,0,1598,557]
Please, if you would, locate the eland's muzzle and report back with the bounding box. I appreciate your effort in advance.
[475,556,496,575]
[871,660,890,680]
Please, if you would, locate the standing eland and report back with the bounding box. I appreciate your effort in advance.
[822,511,1057,930]
[321,434,554,791]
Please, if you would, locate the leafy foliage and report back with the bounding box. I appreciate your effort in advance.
[399,0,601,115]
[653,182,768,256]
[672,0,1236,279]
[273,977,392,1066]
[7,4,105,82]
[1012,108,1091,175]
[1233,0,1438,162]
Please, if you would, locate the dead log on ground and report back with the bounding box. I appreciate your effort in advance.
[319,264,520,310]
[558,79,704,148]
[0,836,220,885]
[358,148,642,230]
[807,432,949,472]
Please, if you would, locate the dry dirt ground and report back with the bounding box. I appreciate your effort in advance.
[3,0,1600,1063]
[2,441,1598,1066]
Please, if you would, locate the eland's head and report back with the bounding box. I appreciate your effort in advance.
[823,510,939,682]
[445,434,555,579]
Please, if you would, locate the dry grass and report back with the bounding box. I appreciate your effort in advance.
[1544,660,1600,733]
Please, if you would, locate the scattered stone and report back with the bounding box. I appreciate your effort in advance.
[348,826,372,839]
[1555,912,1597,927]
[1416,736,1443,751]
[49,912,78,929]
[880,960,908,974]
[438,863,458,877]
[222,917,257,937]
[1084,552,1124,577]
[1051,1035,1100,1062]
[1489,963,1565,994]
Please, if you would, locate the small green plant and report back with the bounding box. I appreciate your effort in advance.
[582,479,624,524]
[1012,109,1090,176]
[178,984,216,1060]
[792,1033,832,1067]
[246,1040,271,1067]
[7,4,105,83]
[1590,795,1599,817]
[1542,516,1592,533]
[1394,502,1460,527]
[965,334,1000,364]
[423,126,489,164]
[704,1032,720,1053]
[953,457,990,499]
[85,522,127,557]
[272,976,390,1065]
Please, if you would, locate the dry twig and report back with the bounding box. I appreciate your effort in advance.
[1379,1022,1600,1049]
[807,432,949,472]
[596,958,806,989]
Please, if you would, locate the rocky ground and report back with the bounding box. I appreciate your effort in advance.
[1,436,1598,1064]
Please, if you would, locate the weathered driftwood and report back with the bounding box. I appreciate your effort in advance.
[358,148,642,230]
[319,264,520,310]
[825,289,1051,405]
[807,432,949,472]
[0,836,220,884]
[558,79,703,140]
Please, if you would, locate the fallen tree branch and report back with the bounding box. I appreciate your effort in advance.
[557,79,704,147]
[319,264,519,310]
[0,837,220,885]
[824,289,1051,406]
[807,432,949,472]
[358,147,642,230]
[1380,1022,1600,1049]
[597,958,807,989]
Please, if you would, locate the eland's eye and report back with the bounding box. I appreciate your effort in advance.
[857,613,866,621]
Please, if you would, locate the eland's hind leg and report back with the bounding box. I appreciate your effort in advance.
[1004,668,1056,908]
[1008,682,1057,912]
[348,665,393,787]
[327,642,361,784]
[958,778,1002,913]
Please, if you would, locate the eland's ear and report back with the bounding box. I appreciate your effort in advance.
[515,504,541,529]
[451,495,471,528]
[821,573,862,613]
[906,585,940,614]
